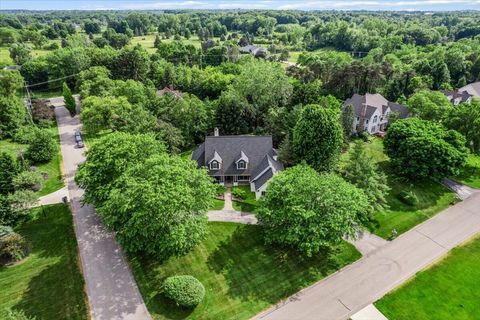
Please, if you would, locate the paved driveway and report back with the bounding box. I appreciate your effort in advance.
[253,192,480,320]
[55,105,151,320]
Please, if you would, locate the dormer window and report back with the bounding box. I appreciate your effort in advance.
[237,160,246,170]
[210,160,220,170]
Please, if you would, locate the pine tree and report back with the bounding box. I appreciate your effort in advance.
[343,141,390,212]
[62,82,76,116]
[154,34,162,48]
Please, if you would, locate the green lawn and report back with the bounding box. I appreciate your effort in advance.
[0,125,64,196]
[375,236,480,320]
[341,138,457,239]
[210,198,225,210]
[129,222,361,320]
[454,153,480,189]
[232,185,259,213]
[0,204,87,319]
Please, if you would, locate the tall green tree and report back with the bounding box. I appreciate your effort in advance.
[293,104,343,172]
[384,118,468,179]
[257,165,370,257]
[62,82,76,115]
[9,43,31,65]
[341,105,354,142]
[343,141,390,211]
[97,153,215,258]
[25,129,57,164]
[444,99,480,154]
[75,132,166,205]
[0,152,18,195]
[407,90,451,122]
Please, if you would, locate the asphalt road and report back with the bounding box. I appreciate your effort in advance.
[253,192,480,320]
[54,103,151,320]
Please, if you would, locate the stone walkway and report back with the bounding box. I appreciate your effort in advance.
[346,230,389,256]
[351,304,388,320]
[208,188,258,224]
[443,178,479,200]
[37,186,69,206]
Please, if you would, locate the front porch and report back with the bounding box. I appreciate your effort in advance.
[214,175,250,187]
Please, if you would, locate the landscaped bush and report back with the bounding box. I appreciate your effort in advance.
[25,129,57,164]
[216,184,227,195]
[0,231,29,264]
[3,309,36,320]
[13,170,44,191]
[163,275,205,308]
[398,190,419,206]
[232,187,247,200]
[13,126,41,144]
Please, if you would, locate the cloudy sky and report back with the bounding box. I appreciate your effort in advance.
[1,0,479,11]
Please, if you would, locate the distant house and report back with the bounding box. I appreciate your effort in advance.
[343,93,410,135]
[239,45,268,57]
[441,89,473,105]
[156,86,182,99]
[192,128,283,199]
[459,81,480,98]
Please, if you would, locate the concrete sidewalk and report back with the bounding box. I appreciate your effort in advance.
[55,105,151,320]
[253,192,480,320]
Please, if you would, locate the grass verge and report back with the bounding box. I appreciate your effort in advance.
[0,204,87,319]
[375,236,480,320]
[129,222,360,320]
[454,153,480,189]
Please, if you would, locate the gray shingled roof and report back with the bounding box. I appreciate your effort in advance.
[253,168,273,192]
[459,82,480,97]
[343,93,409,119]
[194,135,281,176]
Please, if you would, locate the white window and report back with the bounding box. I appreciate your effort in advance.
[210,161,220,170]
[356,117,360,122]
[373,115,378,123]
[366,119,369,124]
[237,160,246,170]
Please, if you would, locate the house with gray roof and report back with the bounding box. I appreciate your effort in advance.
[192,128,283,199]
[459,81,480,98]
[343,93,410,135]
[441,89,473,105]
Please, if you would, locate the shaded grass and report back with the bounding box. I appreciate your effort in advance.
[129,222,361,320]
[210,198,225,210]
[341,137,457,239]
[0,125,64,196]
[454,153,480,189]
[375,236,480,320]
[232,185,259,213]
[0,204,87,319]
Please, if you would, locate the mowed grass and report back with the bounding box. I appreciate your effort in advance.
[129,222,361,320]
[232,185,259,213]
[454,153,480,189]
[0,204,87,319]
[341,138,457,239]
[131,34,205,53]
[375,236,480,319]
[210,198,225,210]
[0,125,64,196]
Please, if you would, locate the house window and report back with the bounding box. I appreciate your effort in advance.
[373,115,378,123]
[237,175,249,181]
[356,117,360,122]
[210,161,220,170]
[366,119,369,124]
[237,160,246,170]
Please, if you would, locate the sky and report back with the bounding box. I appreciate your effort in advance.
[1,0,480,11]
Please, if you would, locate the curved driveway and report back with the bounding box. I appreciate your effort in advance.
[55,104,151,320]
[253,191,480,320]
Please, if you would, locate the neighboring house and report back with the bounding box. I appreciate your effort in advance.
[239,45,268,57]
[458,81,480,98]
[192,128,283,199]
[441,89,473,105]
[156,86,183,99]
[343,93,410,135]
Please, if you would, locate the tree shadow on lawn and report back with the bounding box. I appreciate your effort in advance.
[12,260,87,320]
[206,225,351,304]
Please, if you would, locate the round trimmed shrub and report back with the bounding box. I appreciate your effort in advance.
[0,231,29,264]
[13,170,44,191]
[25,129,57,164]
[163,275,205,308]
